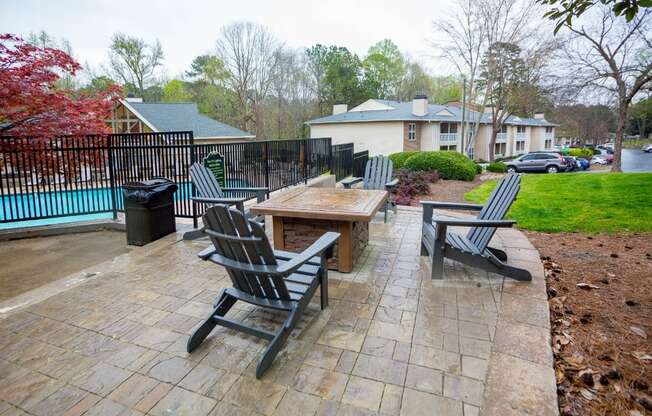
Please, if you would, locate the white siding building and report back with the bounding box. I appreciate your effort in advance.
[308,96,557,161]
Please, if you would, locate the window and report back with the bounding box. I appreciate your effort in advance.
[440,145,457,151]
[544,139,552,149]
[440,123,458,134]
[467,148,474,160]
[545,126,553,133]
[515,140,526,152]
[494,142,507,155]
[500,125,508,133]
[408,123,416,141]
[521,154,537,161]
[517,125,526,133]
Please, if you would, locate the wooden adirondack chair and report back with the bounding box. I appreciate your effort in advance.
[188,204,340,378]
[420,174,531,281]
[183,162,268,240]
[341,155,398,223]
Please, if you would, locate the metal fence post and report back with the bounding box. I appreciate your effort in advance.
[107,135,118,220]
[264,141,270,197]
[189,131,198,229]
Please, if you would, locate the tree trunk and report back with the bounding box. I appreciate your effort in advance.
[488,128,498,162]
[611,104,628,173]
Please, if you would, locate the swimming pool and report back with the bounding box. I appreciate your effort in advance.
[0,179,251,229]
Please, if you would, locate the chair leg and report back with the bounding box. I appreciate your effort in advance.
[256,308,297,379]
[187,290,236,352]
[320,267,329,310]
[183,227,206,240]
[431,250,444,279]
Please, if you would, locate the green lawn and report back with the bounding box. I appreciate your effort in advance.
[464,173,652,233]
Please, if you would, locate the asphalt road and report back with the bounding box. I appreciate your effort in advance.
[622,148,652,172]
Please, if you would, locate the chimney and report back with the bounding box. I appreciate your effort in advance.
[333,104,348,115]
[412,94,428,116]
[534,112,545,119]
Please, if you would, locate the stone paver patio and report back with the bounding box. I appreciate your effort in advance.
[0,206,557,415]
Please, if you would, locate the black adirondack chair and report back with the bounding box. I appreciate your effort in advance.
[341,155,398,223]
[420,174,531,281]
[188,204,340,378]
[183,163,268,240]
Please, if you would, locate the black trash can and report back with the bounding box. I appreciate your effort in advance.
[122,178,178,246]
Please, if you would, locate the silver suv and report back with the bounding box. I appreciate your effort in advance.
[505,152,568,174]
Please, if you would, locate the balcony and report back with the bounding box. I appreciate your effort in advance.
[515,132,528,140]
[496,132,508,142]
[439,132,458,143]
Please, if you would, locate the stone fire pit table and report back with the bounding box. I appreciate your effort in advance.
[250,187,387,272]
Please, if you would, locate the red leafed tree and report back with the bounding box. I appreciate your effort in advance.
[0,33,120,137]
[0,34,121,182]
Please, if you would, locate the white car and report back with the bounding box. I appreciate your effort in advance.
[643,143,652,153]
[591,156,608,165]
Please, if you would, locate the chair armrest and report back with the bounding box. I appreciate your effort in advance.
[192,196,248,205]
[385,178,399,189]
[277,232,340,275]
[222,187,268,193]
[341,177,363,189]
[420,201,484,211]
[432,216,516,228]
[222,187,268,203]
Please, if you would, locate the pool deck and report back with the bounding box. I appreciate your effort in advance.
[0,206,557,416]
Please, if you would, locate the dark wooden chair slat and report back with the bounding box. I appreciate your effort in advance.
[343,155,396,223]
[188,204,339,379]
[420,174,531,281]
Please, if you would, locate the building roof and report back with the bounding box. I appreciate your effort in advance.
[123,101,254,139]
[307,99,557,127]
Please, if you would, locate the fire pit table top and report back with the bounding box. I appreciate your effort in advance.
[250,187,388,222]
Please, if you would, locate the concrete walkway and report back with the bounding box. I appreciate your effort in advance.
[0,207,557,416]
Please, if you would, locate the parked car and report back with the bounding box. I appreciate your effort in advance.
[600,148,614,163]
[592,156,608,165]
[643,143,652,153]
[564,156,579,172]
[505,152,568,174]
[577,157,590,170]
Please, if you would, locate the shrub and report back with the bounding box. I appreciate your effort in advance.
[487,161,507,173]
[392,169,439,206]
[403,151,476,181]
[475,163,483,174]
[388,151,418,169]
[568,148,593,159]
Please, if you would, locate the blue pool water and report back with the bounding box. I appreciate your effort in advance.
[1,179,251,229]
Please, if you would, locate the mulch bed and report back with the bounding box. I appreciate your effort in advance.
[525,231,652,416]
[407,173,503,206]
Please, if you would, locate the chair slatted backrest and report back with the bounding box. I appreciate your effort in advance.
[466,174,521,252]
[203,205,292,300]
[363,156,393,190]
[191,163,225,199]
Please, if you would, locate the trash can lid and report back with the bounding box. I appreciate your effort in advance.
[123,178,174,191]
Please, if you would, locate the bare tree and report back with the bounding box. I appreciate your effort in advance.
[108,33,163,97]
[432,0,546,156]
[216,22,282,137]
[557,6,652,171]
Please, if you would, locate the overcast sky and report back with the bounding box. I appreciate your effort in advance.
[2,0,455,79]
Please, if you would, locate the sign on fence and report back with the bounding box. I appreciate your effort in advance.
[203,151,225,187]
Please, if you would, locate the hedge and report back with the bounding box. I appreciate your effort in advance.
[487,161,507,173]
[388,151,419,169]
[401,151,477,181]
[568,148,593,158]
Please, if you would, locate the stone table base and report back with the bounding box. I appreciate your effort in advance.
[273,216,369,272]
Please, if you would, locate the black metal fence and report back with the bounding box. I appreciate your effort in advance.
[0,132,333,225]
[353,150,370,177]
